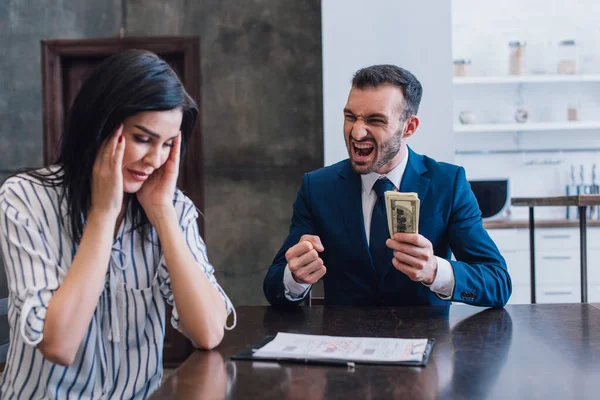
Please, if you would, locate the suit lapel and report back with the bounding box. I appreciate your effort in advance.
[382,147,431,280]
[399,147,430,201]
[337,161,375,272]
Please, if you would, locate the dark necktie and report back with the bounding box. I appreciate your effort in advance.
[369,177,396,276]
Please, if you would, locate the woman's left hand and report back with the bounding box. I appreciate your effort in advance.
[137,133,181,224]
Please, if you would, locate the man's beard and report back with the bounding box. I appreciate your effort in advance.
[348,129,403,174]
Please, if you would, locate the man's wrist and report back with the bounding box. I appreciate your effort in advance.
[423,257,454,299]
[423,259,439,285]
[284,264,311,300]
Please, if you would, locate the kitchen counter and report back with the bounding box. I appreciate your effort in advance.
[511,195,600,207]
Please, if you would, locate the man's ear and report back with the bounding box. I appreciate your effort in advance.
[402,115,420,139]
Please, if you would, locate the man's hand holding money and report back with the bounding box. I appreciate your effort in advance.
[286,235,327,284]
[383,191,437,284]
[386,233,438,285]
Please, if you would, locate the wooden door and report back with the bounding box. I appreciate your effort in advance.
[41,37,202,367]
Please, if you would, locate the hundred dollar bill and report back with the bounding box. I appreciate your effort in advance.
[384,192,420,236]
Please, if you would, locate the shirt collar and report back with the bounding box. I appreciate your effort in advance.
[361,150,409,195]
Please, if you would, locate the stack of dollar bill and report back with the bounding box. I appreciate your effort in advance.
[384,192,420,236]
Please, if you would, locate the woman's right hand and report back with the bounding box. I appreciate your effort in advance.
[91,124,126,220]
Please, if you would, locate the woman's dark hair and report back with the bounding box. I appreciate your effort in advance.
[27,49,198,243]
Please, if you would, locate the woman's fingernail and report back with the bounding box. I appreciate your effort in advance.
[118,135,123,143]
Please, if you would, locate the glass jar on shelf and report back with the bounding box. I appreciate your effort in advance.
[558,40,577,74]
[453,59,471,77]
[508,41,526,75]
[568,102,580,121]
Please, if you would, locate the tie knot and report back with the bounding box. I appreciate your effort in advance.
[373,177,395,198]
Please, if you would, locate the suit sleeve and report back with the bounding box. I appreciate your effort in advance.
[447,167,512,307]
[264,173,315,308]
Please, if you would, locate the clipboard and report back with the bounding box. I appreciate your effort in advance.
[231,335,436,367]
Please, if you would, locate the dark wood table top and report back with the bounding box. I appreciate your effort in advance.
[150,305,600,399]
[512,194,600,207]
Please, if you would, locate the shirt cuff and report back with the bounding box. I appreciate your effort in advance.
[283,264,311,301]
[423,257,455,299]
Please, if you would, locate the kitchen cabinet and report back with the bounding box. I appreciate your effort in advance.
[487,228,530,304]
[487,225,600,304]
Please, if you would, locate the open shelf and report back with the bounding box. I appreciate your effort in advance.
[453,74,600,85]
[454,121,600,133]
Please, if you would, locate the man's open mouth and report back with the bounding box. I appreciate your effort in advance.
[353,142,375,157]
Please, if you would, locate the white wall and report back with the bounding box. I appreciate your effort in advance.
[322,0,454,166]
[453,0,600,220]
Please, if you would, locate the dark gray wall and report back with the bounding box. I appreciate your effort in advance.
[0,0,123,305]
[0,0,323,306]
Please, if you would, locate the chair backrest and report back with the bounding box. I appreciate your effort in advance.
[0,313,9,366]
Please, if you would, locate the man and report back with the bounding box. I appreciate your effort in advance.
[263,64,511,308]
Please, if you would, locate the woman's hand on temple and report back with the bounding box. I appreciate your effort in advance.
[137,133,181,225]
[91,124,125,220]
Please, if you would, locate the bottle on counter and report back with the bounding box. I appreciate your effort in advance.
[566,164,578,220]
[591,164,599,219]
[509,41,526,75]
[558,40,577,75]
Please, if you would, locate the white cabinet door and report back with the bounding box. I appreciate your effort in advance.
[486,226,600,304]
[585,250,600,285]
[488,228,529,251]
[535,250,580,285]
[508,284,531,304]
[535,228,579,251]
[503,250,530,286]
[537,285,580,304]
[484,226,600,304]
[588,285,600,303]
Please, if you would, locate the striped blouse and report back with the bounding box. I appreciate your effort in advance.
[0,170,235,399]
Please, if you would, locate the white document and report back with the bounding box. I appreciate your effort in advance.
[252,332,429,363]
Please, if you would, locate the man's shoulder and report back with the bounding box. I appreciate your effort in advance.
[304,159,350,183]
[416,152,463,182]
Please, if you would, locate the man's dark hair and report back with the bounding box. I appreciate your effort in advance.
[352,64,423,120]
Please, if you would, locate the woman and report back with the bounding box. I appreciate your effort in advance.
[0,50,235,399]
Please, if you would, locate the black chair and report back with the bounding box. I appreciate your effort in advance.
[0,262,8,370]
[0,311,8,373]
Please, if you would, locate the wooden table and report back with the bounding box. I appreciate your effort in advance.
[150,305,600,399]
[511,195,600,303]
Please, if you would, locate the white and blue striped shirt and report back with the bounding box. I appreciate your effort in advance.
[0,169,234,399]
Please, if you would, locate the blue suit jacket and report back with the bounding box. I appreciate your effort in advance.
[264,148,511,308]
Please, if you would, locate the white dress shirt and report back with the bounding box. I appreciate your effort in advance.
[283,152,455,301]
